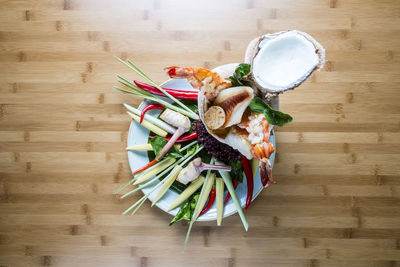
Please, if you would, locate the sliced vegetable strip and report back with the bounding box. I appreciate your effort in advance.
[241,155,254,211]
[140,104,164,124]
[132,159,158,176]
[134,81,198,100]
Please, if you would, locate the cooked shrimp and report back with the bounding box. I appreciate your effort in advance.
[239,112,276,187]
[165,66,231,101]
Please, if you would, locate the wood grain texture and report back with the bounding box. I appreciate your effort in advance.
[0,0,399,266]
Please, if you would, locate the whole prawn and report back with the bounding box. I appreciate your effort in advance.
[165,66,231,101]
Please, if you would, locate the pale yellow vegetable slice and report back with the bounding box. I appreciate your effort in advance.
[126,144,153,151]
[127,111,167,137]
[127,143,181,151]
[167,176,205,211]
[152,165,182,205]
[215,177,224,226]
[134,157,176,185]
[192,172,216,220]
[251,158,259,178]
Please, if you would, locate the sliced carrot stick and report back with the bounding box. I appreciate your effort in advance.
[132,159,158,175]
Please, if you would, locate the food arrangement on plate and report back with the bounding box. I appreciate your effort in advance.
[113,30,325,248]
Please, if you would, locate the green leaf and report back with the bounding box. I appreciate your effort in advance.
[187,143,200,155]
[149,136,167,156]
[149,136,183,158]
[229,63,251,86]
[229,160,244,183]
[249,97,293,127]
[169,193,199,226]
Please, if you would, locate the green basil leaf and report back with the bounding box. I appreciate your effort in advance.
[229,63,251,86]
[149,136,167,156]
[169,194,199,226]
[229,160,244,183]
[149,136,183,158]
[249,97,293,127]
[187,143,199,155]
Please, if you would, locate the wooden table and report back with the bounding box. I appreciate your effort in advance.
[1,0,399,266]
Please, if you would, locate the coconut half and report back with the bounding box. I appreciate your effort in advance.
[245,30,325,94]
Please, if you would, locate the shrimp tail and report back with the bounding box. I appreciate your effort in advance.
[164,66,194,78]
[260,160,275,188]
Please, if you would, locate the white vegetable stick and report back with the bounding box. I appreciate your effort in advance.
[124,103,177,134]
[127,112,167,137]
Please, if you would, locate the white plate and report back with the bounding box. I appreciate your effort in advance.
[127,72,275,221]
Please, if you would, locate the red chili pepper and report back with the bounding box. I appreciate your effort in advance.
[134,81,198,100]
[224,179,239,205]
[149,132,198,143]
[199,188,216,216]
[241,155,254,211]
[139,104,164,124]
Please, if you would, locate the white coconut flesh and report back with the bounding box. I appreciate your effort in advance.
[252,31,321,92]
[247,30,325,94]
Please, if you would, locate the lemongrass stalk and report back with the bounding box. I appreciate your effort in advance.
[179,141,197,152]
[218,166,248,231]
[127,112,167,137]
[134,157,176,185]
[115,85,198,120]
[123,103,176,134]
[126,59,197,117]
[113,176,137,194]
[183,157,215,250]
[115,57,197,118]
[117,75,153,97]
[167,176,205,211]
[216,177,224,226]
